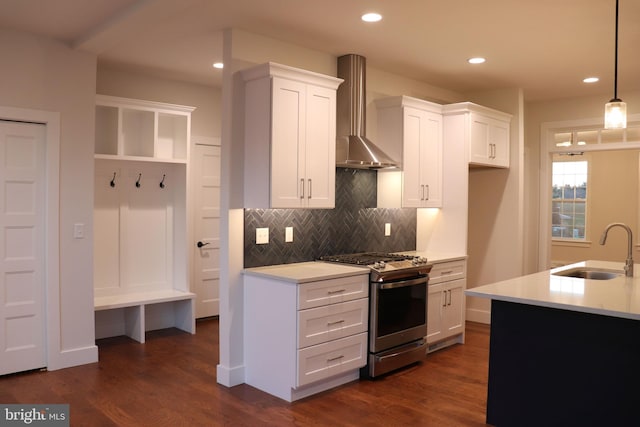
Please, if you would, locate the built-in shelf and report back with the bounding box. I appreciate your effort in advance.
[95,95,194,162]
[93,95,195,344]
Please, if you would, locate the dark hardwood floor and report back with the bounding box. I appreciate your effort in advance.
[0,320,490,426]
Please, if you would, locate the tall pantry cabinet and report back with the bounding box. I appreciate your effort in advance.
[93,95,196,343]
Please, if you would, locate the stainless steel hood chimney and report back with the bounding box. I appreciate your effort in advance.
[336,54,397,169]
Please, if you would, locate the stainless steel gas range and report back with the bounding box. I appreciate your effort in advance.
[319,252,432,378]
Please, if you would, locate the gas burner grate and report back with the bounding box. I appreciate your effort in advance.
[319,252,413,265]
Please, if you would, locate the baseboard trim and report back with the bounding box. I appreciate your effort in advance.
[466,308,491,324]
[217,363,245,387]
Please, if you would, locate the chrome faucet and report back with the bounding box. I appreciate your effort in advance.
[599,223,634,277]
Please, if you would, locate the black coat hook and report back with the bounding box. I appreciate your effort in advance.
[110,172,116,188]
[159,174,166,189]
[135,173,142,188]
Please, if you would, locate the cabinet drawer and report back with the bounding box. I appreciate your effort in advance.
[298,298,368,348]
[296,332,367,388]
[298,274,369,310]
[429,260,466,284]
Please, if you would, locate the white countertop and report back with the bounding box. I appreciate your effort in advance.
[243,261,370,283]
[465,260,640,320]
[243,252,467,284]
[399,251,467,264]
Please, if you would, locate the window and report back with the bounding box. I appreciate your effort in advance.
[552,160,587,239]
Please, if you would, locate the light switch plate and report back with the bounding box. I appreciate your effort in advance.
[74,223,84,239]
[256,227,269,244]
[285,226,294,243]
[384,223,391,236]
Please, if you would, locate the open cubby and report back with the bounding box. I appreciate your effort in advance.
[95,95,194,163]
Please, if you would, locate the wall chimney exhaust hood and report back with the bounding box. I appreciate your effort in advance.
[336,54,397,169]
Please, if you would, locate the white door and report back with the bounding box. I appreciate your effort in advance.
[0,121,46,375]
[193,141,220,318]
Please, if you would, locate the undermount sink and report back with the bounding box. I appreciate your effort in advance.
[552,267,623,280]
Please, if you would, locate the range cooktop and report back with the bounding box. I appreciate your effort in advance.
[319,252,431,281]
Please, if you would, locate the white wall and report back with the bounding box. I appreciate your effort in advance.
[525,90,640,272]
[464,89,525,323]
[0,28,98,369]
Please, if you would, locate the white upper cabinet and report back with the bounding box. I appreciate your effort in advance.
[242,63,343,208]
[95,95,194,163]
[443,102,511,168]
[376,96,443,208]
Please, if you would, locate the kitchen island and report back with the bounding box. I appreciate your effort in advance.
[466,260,640,426]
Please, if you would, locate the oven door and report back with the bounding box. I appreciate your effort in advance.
[370,275,428,353]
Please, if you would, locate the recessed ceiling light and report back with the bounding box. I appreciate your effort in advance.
[213,62,224,69]
[361,12,382,22]
[468,57,486,64]
[583,77,599,83]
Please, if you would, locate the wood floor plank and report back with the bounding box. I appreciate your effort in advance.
[0,319,491,426]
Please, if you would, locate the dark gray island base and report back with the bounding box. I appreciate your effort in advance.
[487,300,640,426]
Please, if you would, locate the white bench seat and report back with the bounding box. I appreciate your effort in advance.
[94,290,195,343]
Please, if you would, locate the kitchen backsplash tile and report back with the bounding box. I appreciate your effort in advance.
[244,168,416,267]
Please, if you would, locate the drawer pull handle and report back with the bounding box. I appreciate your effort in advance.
[327,320,345,326]
[327,289,346,295]
[439,270,454,275]
[327,355,344,362]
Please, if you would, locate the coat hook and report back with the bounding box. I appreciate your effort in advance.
[110,172,116,188]
[159,174,166,189]
[135,173,142,188]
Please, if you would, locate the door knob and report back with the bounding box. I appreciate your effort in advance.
[197,241,210,248]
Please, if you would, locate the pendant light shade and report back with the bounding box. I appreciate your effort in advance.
[604,0,626,129]
[605,99,627,129]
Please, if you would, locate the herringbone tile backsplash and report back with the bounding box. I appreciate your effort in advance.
[244,168,416,267]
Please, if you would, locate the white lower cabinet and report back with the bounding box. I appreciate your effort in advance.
[244,268,369,402]
[426,259,466,352]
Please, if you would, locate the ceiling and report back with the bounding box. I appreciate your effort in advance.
[2,0,639,102]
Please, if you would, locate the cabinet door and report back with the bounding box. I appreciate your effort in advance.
[305,85,336,208]
[489,118,509,167]
[402,107,442,208]
[443,279,465,338]
[419,111,442,207]
[426,282,444,344]
[401,108,423,207]
[271,77,306,208]
[469,113,491,166]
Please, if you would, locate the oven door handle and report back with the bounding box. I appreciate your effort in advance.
[378,276,427,290]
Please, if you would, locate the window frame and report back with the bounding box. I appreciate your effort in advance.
[551,156,589,242]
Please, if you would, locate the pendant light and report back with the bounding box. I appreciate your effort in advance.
[604,0,626,129]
